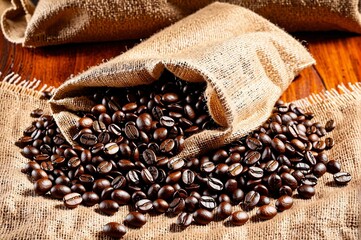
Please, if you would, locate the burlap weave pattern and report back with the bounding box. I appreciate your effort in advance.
[0,79,360,239]
[0,0,361,47]
[49,3,315,162]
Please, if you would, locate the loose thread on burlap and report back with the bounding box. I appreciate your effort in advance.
[0,71,56,98]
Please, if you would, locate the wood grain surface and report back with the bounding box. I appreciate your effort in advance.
[0,31,360,102]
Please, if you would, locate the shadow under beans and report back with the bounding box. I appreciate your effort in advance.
[54,204,69,210]
[169,223,187,233]
[21,188,35,197]
[325,181,349,188]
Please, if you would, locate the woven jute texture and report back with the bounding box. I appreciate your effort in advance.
[1,0,361,47]
[49,3,314,163]
[0,78,360,239]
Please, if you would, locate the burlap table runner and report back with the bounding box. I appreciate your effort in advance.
[1,0,361,47]
[0,77,360,239]
[49,3,314,163]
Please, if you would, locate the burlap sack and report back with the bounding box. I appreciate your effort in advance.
[48,3,315,163]
[1,0,361,47]
[1,73,360,239]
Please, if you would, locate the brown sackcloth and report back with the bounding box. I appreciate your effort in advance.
[0,78,360,240]
[1,0,361,47]
[48,3,314,164]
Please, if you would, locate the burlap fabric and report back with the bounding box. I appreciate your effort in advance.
[49,3,314,163]
[1,0,361,47]
[0,77,360,239]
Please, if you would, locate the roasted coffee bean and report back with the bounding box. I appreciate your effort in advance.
[124,212,147,228]
[243,190,260,210]
[103,142,119,155]
[333,172,352,185]
[159,116,175,128]
[248,166,264,179]
[271,138,286,153]
[200,162,215,173]
[216,202,232,219]
[160,139,175,153]
[55,175,70,185]
[256,205,277,220]
[63,193,82,209]
[124,123,139,140]
[103,222,127,238]
[207,177,223,192]
[141,168,155,185]
[295,162,311,174]
[97,161,112,174]
[280,172,298,190]
[297,185,315,199]
[168,158,185,170]
[183,196,198,212]
[264,160,279,173]
[153,199,169,213]
[126,170,140,185]
[246,137,262,150]
[325,119,336,132]
[193,209,213,225]
[111,189,131,205]
[31,169,48,181]
[99,200,119,215]
[176,212,193,228]
[301,174,318,186]
[230,211,249,226]
[135,199,153,213]
[327,160,341,174]
[275,195,293,211]
[268,173,282,191]
[168,197,185,215]
[182,169,195,185]
[92,179,111,194]
[142,149,156,165]
[253,184,269,196]
[232,189,245,204]
[50,184,71,199]
[34,178,53,195]
[82,191,100,206]
[278,185,293,197]
[199,196,217,210]
[71,184,86,194]
[257,195,271,206]
[243,151,261,165]
[158,185,175,200]
[77,117,93,129]
[228,163,243,177]
[80,133,97,146]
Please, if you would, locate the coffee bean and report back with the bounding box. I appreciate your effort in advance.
[158,185,175,200]
[264,160,279,173]
[248,166,264,179]
[193,209,213,225]
[34,178,53,195]
[275,195,293,211]
[201,162,215,173]
[168,197,185,215]
[99,200,119,215]
[327,160,341,174]
[230,211,249,226]
[301,174,318,186]
[182,169,195,185]
[243,151,261,165]
[333,172,352,185]
[176,212,193,228]
[257,195,271,206]
[103,142,119,155]
[228,163,243,177]
[153,199,169,213]
[80,133,97,146]
[125,123,139,140]
[141,168,155,185]
[297,185,315,199]
[111,189,131,205]
[153,128,168,142]
[325,119,336,132]
[207,177,223,192]
[142,149,156,165]
[246,137,262,150]
[280,172,298,190]
[232,189,245,204]
[103,222,127,238]
[63,192,82,209]
[82,192,99,206]
[168,158,185,170]
[199,196,217,210]
[124,212,147,228]
[97,161,113,174]
[136,113,152,132]
[50,184,71,199]
[71,184,86,194]
[305,151,317,166]
[217,202,232,219]
[135,199,153,213]
[243,190,260,210]
[77,117,93,129]
[271,138,286,153]
[31,169,48,181]
[256,205,277,220]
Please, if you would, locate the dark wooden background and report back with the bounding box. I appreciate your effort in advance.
[1,31,360,102]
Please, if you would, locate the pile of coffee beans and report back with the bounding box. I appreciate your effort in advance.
[16,73,351,239]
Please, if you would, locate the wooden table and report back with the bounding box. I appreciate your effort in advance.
[1,31,360,102]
